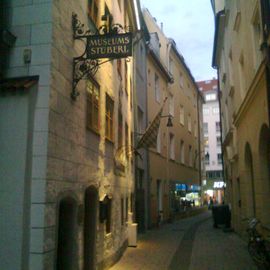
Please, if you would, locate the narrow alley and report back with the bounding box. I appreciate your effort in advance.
[110,211,257,270]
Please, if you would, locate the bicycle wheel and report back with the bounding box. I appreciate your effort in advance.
[248,242,269,268]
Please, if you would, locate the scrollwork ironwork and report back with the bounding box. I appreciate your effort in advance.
[71,13,132,100]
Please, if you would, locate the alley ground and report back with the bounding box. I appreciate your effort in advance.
[110,211,257,270]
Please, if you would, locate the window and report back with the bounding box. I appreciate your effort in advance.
[169,93,174,116]
[154,73,160,102]
[217,153,222,164]
[88,0,98,25]
[169,133,175,160]
[86,80,100,133]
[216,136,221,146]
[118,110,123,147]
[156,129,161,153]
[180,140,185,164]
[180,105,184,125]
[203,123,208,135]
[106,94,114,141]
[251,6,262,68]
[188,114,192,132]
[216,121,221,132]
[188,145,192,167]
[100,196,112,234]
[205,93,216,101]
[204,137,209,147]
[213,107,220,114]
[203,107,210,115]
[205,153,210,165]
[179,73,184,88]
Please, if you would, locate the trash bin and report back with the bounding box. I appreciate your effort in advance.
[212,204,231,228]
[128,223,138,247]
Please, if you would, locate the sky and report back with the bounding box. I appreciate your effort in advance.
[140,0,217,82]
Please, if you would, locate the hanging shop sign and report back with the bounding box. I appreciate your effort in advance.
[86,33,132,59]
[71,13,133,100]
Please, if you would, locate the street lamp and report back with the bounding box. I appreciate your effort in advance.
[161,115,173,127]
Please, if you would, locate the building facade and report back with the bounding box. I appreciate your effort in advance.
[197,79,224,205]
[142,9,203,227]
[0,0,139,269]
[212,0,270,236]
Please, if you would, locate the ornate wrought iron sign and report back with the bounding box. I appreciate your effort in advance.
[71,13,133,100]
[86,33,132,59]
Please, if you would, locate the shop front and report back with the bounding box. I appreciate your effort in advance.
[171,182,201,212]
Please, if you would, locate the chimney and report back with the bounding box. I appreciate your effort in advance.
[161,22,163,32]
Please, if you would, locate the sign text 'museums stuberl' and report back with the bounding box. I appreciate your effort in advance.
[86,33,132,59]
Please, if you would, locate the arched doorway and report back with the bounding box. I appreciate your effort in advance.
[84,186,98,270]
[56,196,77,270]
[244,143,256,217]
[258,124,270,224]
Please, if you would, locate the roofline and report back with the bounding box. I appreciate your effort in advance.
[148,45,174,83]
[170,42,200,94]
[212,10,225,68]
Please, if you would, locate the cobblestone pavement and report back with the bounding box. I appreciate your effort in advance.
[109,211,258,270]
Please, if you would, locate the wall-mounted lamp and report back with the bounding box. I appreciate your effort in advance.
[161,115,173,127]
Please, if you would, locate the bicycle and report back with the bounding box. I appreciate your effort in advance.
[245,218,270,269]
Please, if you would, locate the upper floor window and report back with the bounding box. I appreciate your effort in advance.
[216,121,221,132]
[86,80,100,133]
[154,73,160,102]
[106,94,114,141]
[88,0,99,26]
[188,145,192,167]
[216,136,221,146]
[205,93,216,101]
[169,133,175,160]
[213,107,220,114]
[203,107,210,115]
[203,122,208,135]
[180,140,185,164]
[179,73,184,88]
[180,105,185,125]
[188,114,192,132]
[217,153,222,164]
[169,93,174,116]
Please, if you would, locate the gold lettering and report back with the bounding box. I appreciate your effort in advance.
[89,39,98,46]
[117,37,126,44]
[124,36,130,44]
[107,47,113,54]
[90,48,96,54]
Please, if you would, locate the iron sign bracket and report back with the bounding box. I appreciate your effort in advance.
[71,13,132,100]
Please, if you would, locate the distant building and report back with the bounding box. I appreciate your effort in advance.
[142,8,203,227]
[212,0,270,236]
[197,79,224,205]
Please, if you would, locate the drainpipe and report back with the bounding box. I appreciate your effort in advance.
[260,0,270,127]
[216,68,226,202]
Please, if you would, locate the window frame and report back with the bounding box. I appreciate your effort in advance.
[86,80,100,134]
[106,94,114,142]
